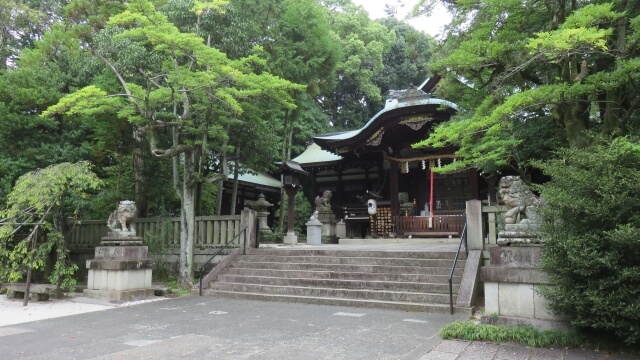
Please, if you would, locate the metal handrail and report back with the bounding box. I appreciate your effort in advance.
[448,221,468,315]
[198,226,248,296]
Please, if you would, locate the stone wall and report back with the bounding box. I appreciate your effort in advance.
[480,246,568,329]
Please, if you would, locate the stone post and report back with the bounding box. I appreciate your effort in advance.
[240,208,258,250]
[306,212,322,245]
[465,200,483,250]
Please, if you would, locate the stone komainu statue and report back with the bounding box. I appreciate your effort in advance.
[107,200,137,234]
[497,176,541,225]
[314,190,332,211]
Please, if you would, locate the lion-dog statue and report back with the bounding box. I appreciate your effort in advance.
[107,200,137,235]
[497,176,541,225]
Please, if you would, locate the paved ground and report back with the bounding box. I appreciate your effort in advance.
[0,294,635,359]
[422,339,637,360]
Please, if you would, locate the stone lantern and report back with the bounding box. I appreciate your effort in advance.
[279,160,308,245]
[246,193,274,235]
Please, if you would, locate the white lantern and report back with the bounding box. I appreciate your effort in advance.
[367,199,377,215]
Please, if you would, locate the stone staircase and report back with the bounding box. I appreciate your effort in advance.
[199,248,467,313]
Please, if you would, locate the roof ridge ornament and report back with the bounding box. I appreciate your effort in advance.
[400,115,433,131]
[388,84,430,100]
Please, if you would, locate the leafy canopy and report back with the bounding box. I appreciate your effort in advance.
[0,161,102,288]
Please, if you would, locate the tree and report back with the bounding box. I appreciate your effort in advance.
[0,0,44,68]
[45,0,302,286]
[0,161,102,305]
[412,1,640,174]
[536,137,640,344]
[372,17,436,110]
[322,2,396,131]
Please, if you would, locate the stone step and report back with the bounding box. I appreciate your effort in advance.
[246,248,465,260]
[200,290,468,314]
[230,261,465,276]
[238,254,461,267]
[209,282,451,303]
[216,275,460,293]
[222,268,462,284]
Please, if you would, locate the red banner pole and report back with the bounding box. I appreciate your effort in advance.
[430,166,434,218]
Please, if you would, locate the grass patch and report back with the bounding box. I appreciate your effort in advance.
[440,321,584,348]
[155,279,192,297]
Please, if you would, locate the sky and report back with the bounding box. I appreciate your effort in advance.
[350,0,452,38]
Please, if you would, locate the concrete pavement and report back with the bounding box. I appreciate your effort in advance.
[422,339,636,360]
[0,294,635,359]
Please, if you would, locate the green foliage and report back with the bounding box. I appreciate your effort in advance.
[537,137,640,344]
[323,4,395,131]
[372,17,435,110]
[0,162,102,288]
[144,216,176,280]
[440,322,584,348]
[413,0,640,174]
[259,231,283,244]
[275,191,313,235]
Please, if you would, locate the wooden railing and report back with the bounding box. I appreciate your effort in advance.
[66,215,242,250]
[395,214,465,237]
[480,205,508,247]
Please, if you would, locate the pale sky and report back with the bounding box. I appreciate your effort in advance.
[350,0,451,38]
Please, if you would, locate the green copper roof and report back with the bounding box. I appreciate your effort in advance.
[314,97,458,142]
[237,170,280,188]
[292,143,343,165]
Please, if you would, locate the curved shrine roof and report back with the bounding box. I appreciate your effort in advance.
[313,86,458,156]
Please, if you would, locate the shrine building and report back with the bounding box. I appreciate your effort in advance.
[292,78,486,238]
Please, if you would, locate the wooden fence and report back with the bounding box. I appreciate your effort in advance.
[66,215,242,250]
[395,214,465,237]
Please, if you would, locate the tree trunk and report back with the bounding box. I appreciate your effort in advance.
[178,152,196,287]
[278,110,292,232]
[602,16,627,136]
[133,128,149,217]
[563,101,590,148]
[229,147,240,215]
[602,89,622,135]
[560,57,590,148]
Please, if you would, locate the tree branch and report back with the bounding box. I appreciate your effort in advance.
[92,50,145,116]
[151,144,194,158]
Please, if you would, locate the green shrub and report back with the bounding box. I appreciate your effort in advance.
[440,322,583,348]
[536,137,640,345]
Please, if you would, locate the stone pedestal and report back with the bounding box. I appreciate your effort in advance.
[336,220,346,239]
[283,232,297,245]
[257,211,272,235]
[317,210,337,243]
[306,218,322,245]
[83,236,155,301]
[497,223,542,246]
[481,246,567,329]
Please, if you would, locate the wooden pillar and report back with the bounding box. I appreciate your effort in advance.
[364,167,370,191]
[470,168,479,200]
[285,187,297,235]
[487,175,498,205]
[418,165,426,213]
[338,169,343,208]
[311,169,317,204]
[390,161,399,217]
